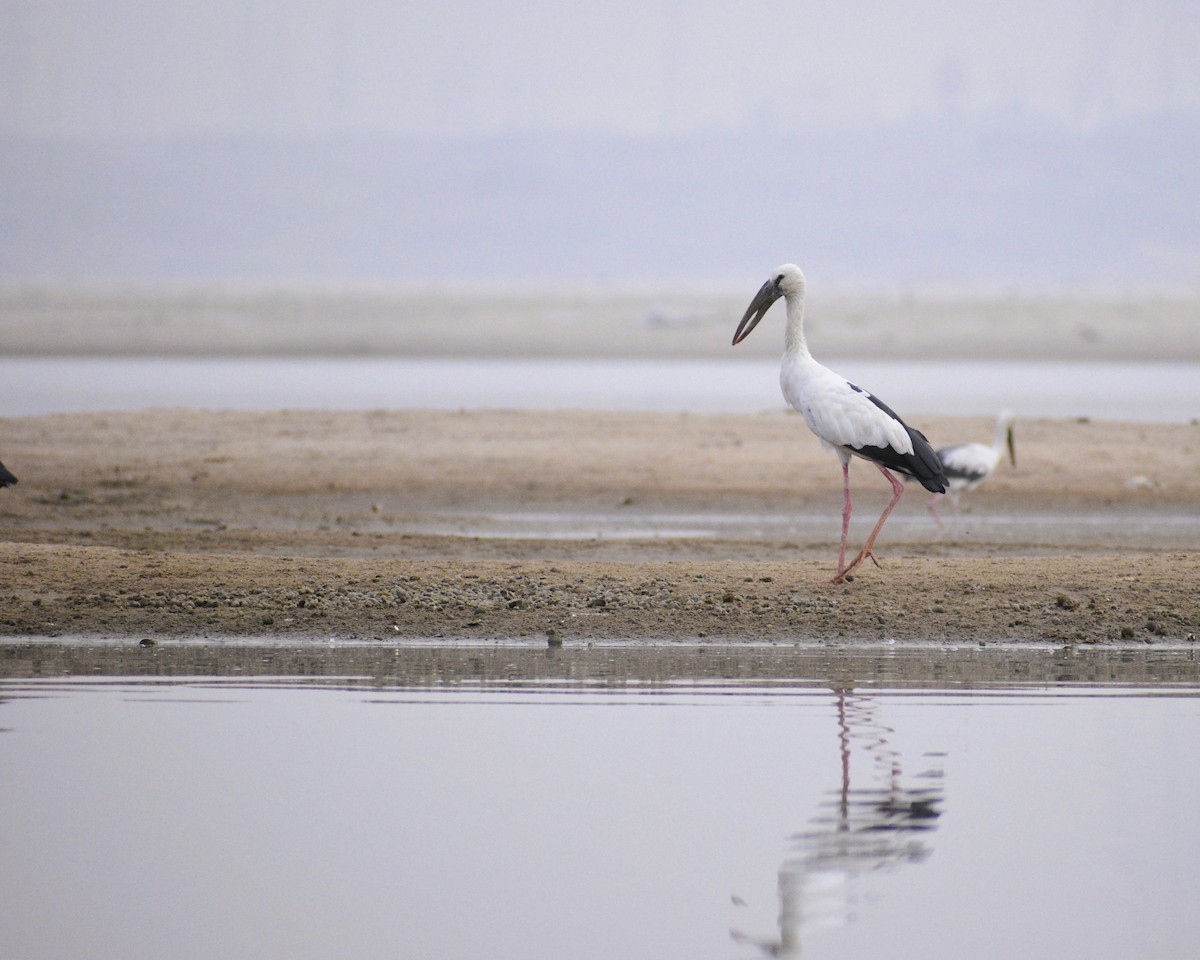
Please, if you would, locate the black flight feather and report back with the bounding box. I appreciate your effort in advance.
[0,460,16,488]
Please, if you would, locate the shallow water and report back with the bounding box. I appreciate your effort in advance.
[2,356,1199,421]
[384,506,1200,548]
[2,644,1198,960]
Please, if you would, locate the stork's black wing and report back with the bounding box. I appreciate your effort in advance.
[848,389,947,494]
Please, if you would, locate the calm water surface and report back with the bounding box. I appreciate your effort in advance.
[2,644,1198,960]
[2,356,1198,420]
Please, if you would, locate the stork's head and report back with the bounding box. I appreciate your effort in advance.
[732,264,805,345]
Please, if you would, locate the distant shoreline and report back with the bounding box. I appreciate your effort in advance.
[2,286,1198,362]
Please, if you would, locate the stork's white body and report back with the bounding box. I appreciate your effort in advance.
[942,444,1003,498]
[780,354,917,465]
[775,274,920,463]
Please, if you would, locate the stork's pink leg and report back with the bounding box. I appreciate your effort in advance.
[836,464,905,582]
[928,493,944,530]
[834,459,852,579]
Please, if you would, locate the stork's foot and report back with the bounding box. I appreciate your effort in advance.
[832,549,882,584]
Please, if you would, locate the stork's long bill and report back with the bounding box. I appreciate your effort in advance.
[732,277,782,345]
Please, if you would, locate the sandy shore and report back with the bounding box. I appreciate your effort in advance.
[1,408,1197,645]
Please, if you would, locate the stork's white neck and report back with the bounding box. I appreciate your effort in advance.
[992,413,1013,450]
[782,288,809,359]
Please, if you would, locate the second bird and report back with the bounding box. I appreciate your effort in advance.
[929,410,1016,529]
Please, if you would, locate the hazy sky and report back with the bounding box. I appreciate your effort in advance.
[3,0,1198,139]
[3,0,1197,287]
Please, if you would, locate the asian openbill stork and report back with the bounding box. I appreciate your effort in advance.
[732,264,947,583]
[929,410,1016,528]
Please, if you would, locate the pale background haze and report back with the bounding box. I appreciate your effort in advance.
[2,0,1198,289]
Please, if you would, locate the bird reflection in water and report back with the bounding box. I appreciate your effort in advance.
[732,687,946,957]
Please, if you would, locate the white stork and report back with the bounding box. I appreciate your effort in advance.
[0,459,15,488]
[732,264,947,583]
[929,410,1016,528]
